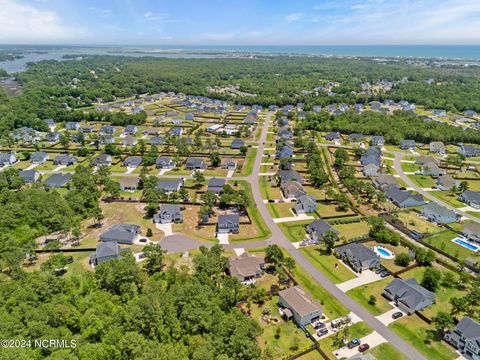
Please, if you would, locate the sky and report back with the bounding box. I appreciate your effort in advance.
[1,0,480,45]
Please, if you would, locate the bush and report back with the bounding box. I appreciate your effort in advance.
[146,228,153,237]
[368,295,377,305]
[395,253,412,267]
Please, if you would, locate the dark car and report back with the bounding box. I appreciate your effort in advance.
[380,271,390,278]
[139,238,148,243]
[347,338,361,349]
[392,311,403,319]
[314,322,326,329]
[359,344,370,352]
[316,328,328,337]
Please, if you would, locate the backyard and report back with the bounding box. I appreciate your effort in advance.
[346,277,394,315]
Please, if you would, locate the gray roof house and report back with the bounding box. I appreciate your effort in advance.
[43,173,73,188]
[92,154,112,167]
[383,278,435,314]
[386,186,425,207]
[294,195,317,214]
[124,125,138,135]
[415,155,440,166]
[119,177,139,191]
[47,131,60,143]
[335,243,380,273]
[277,126,293,140]
[153,204,183,224]
[54,155,77,166]
[149,136,165,145]
[185,157,206,170]
[281,181,306,199]
[122,135,138,147]
[99,125,116,134]
[371,135,385,147]
[156,178,184,193]
[325,131,341,141]
[459,190,480,209]
[65,121,80,130]
[348,133,364,144]
[19,169,40,183]
[373,174,397,191]
[421,202,459,224]
[168,127,183,136]
[421,161,443,177]
[90,241,122,266]
[228,252,265,283]
[278,286,322,326]
[155,156,174,169]
[30,151,49,164]
[429,141,445,155]
[99,224,140,245]
[347,354,376,360]
[231,138,245,149]
[207,178,226,193]
[459,144,480,157]
[123,156,142,168]
[305,219,338,241]
[444,316,480,360]
[100,135,115,144]
[363,163,381,177]
[400,139,416,150]
[463,223,480,243]
[275,143,294,160]
[278,169,303,184]
[0,152,17,166]
[437,174,458,191]
[217,214,240,234]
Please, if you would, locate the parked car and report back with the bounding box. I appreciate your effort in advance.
[359,344,370,352]
[392,311,403,319]
[139,238,148,243]
[380,271,390,278]
[347,339,361,349]
[316,328,328,337]
[138,253,146,259]
[268,199,275,203]
[314,322,326,329]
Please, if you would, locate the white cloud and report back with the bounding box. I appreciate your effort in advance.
[0,0,89,43]
[285,13,303,22]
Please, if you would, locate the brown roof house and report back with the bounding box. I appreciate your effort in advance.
[278,286,322,326]
[463,223,480,243]
[437,174,458,191]
[228,252,265,284]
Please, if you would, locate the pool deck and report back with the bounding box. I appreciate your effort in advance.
[451,237,479,252]
[372,246,395,259]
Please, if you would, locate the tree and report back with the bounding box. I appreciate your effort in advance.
[265,245,284,266]
[395,253,412,267]
[104,179,120,198]
[421,267,442,292]
[432,312,454,337]
[368,295,376,305]
[415,248,436,266]
[322,230,339,254]
[146,228,153,237]
[143,243,165,275]
[210,151,221,167]
[283,257,296,273]
[95,255,143,299]
[193,171,205,189]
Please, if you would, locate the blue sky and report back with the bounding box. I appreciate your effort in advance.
[1,0,480,45]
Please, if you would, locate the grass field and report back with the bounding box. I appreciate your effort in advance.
[368,343,409,360]
[332,221,370,240]
[401,162,421,172]
[316,203,356,218]
[277,220,310,242]
[424,230,472,261]
[259,176,282,200]
[408,175,436,188]
[300,246,356,284]
[266,202,295,218]
[429,190,466,208]
[396,211,443,235]
[346,277,394,315]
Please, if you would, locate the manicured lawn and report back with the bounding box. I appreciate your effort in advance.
[368,343,409,360]
[408,175,436,188]
[319,322,372,357]
[266,202,295,218]
[424,230,472,261]
[363,240,411,273]
[259,176,282,199]
[290,261,349,319]
[316,203,356,218]
[278,220,310,242]
[240,148,257,176]
[304,186,327,200]
[401,162,421,172]
[467,211,480,218]
[389,314,458,360]
[332,221,370,240]
[346,277,394,315]
[429,191,466,208]
[467,180,480,191]
[296,351,324,360]
[300,246,356,284]
[396,211,443,235]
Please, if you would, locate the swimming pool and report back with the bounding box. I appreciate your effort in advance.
[452,238,479,252]
[371,246,395,259]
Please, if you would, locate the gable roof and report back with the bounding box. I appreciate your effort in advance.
[218,214,239,226]
[421,202,456,218]
[456,317,480,344]
[43,173,73,188]
[95,241,121,258]
[336,243,378,263]
[460,190,480,205]
[278,286,322,317]
[99,224,140,243]
[228,252,264,279]
[306,219,337,237]
[386,186,424,206]
[384,278,435,309]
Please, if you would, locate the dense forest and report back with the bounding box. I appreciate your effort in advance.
[2,55,480,136]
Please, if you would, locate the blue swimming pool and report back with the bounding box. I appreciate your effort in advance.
[452,238,479,252]
[371,246,395,259]
[377,247,391,257]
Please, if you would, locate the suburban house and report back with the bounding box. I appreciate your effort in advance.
[421,161,443,177]
[383,278,436,314]
[373,174,397,191]
[90,241,122,266]
[122,135,138,147]
[66,121,80,130]
[231,138,245,149]
[363,163,381,177]
[168,127,183,136]
[156,156,174,169]
[294,195,317,214]
[325,132,341,141]
[281,181,306,199]
[421,202,459,224]
[463,223,480,243]
[100,135,115,144]
[43,118,56,131]
[416,155,439,166]
[305,219,338,241]
[459,190,480,209]
[19,169,40,183]
[207,178,226,193]
[278,169,303,184]
[371,135,385,147]
[156,178,184,193]
[348,133,364,144]
[464,110,477,117]
[30,151,49,164]
[99,224,141,245]
[123,156,142,168]
[217,214,240,234]
[444,317,480,360]
[153,204,183,224]
[429,141,445,155]
[124,125,138,135]
[335,243,380,273]
[44,173,73,188]
[0,152,17,166]
[400,139,416,150]
[185,113,194,120]
[223,160,237,171]
[386,186,425,207]
[278,286,322,326]
[119,177,140,191]
[347,354,377,360]
[437,174,458,191]
[459,144,480,157]
[228,252,265,283]
[149,136,165,145]
[432,109,447,117]
[99,125,116,134]
[277,126,293,140]
[275,143,294,160]
[54,155,77,166]
[185,157,206,170]
[92,154,112,167]
[47,132,60,143]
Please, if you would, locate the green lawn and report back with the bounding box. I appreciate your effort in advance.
[240,148,257,176]
[266,202,294,218]
[368,343,409,360]
[389,315,458,360]
[277,220,309,242]
[408,175,436,188]
[396,211,443,235]
[259,176,282,200]
[346,277,394,315]
[401,162,421,172]
[332,221,370,240]
[316,203,356,218]
[300,246,356,284]
[424,230,472,261]
[318,322,372,358]
[429,191,466,208]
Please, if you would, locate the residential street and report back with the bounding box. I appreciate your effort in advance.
[248,113,427,360]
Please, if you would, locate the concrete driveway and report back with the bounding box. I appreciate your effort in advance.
[336,270,382,292]
[333,331,387,359]
[155,222,173,236]
[217,233,229,244]
[273,214,314,223]
[375,306,406,326]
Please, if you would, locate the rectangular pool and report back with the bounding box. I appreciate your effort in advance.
[452,238,479,252]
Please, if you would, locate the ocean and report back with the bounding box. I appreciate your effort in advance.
[1,45,480,73]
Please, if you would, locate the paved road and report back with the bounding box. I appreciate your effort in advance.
[392,152,480,224]
[249,113,426,360]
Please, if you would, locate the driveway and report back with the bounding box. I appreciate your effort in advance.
[216,233,229,244]
[155,222,173,236]
[333,331,387,359]
[273,214,314,223]
[375,306,406,326]
[336,270,382,292]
